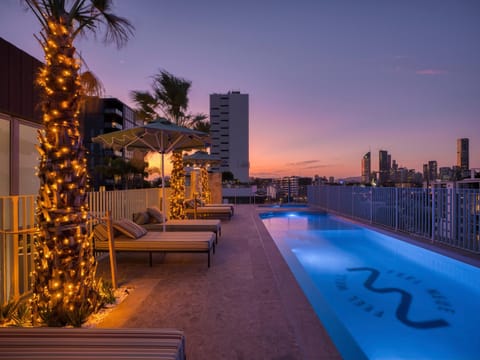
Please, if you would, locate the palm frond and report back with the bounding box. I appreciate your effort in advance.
[80,70,105,97]
[89,0,134,48]
[152,70,191,124]
[130,90,159,123]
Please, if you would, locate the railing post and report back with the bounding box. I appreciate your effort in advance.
[395,188,398,231]
[11,196,19,299]
[370,187,373,224]
[105,210,118,290]
[431,188,435,242]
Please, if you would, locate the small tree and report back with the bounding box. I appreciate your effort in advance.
[131,70,208,218]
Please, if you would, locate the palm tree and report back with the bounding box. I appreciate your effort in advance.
[24,0,133,326]
[131,70,209,219]
[130,69,208,128]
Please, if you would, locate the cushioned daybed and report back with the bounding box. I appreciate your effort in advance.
[94,219,215,267]
[0,327,186,360]
[202,203,234,215]
[133,208,222,242]
[184,205,233,220]
[184,199,234,219]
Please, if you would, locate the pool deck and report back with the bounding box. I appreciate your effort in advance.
[95,204,342,360]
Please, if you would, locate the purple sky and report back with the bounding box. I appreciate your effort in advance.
[1,0,479,178]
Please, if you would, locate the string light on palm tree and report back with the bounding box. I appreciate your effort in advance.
[25,0,133,326]
[184,151,220,205]
[169,151,186,220]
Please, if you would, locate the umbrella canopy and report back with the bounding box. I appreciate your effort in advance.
[93,118,209,230]
[184,151,220,204]
[93,118,208,154]
[183,150,220,167]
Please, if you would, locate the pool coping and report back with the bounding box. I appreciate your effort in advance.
[253,207,343,359]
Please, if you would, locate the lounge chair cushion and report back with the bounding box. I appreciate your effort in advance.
[147,206,165,223]
[113,218,148,239]
[133,211,150,225]
[93,223,110,242]
[184,199,195,209]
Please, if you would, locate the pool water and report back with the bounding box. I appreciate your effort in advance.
[260,212,480,360]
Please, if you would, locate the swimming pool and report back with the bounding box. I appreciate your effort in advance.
[260,211,480,360]
[257,203,308,208]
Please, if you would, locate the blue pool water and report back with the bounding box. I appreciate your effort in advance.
[260,211,480,360]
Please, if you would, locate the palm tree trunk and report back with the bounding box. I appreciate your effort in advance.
[200,166,212,204]
[32,17,97,325]
[169,151,186,219]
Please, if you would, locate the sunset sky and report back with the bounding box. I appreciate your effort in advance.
[1,0,479,179]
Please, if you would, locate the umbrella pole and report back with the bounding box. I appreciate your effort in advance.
[161,151,166,232]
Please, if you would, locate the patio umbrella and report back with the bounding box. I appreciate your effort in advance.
[184,151,220,203]
[92,118,209,231]
[183,150,221,167]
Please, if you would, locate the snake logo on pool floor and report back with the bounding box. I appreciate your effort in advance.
[347,267,449,329]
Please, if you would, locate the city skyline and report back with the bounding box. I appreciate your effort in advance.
[1,0,479,178]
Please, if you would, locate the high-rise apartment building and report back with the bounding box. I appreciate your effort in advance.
[457,138,469,179]
[361,151,371,184]
[80,97,140,190]
[209,91,249,182]
[428,160,438,182]
[280,176,300,199]
[378,150,390,186]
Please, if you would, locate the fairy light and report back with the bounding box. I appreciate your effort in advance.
[31,14,99,326]
[169,151,186,219]
[200,165,212,204]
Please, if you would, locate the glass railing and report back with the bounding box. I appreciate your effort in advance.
[308,185,479,254]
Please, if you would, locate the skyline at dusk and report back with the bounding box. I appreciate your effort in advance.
[1,0,479,179]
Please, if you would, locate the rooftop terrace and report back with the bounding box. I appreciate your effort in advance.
[95,204,341,360]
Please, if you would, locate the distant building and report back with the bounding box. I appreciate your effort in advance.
[0,37,42,196]
[428,160,438,182]
[209,91,249,182]
[457,138,469,179]
[439,167,453,181]
[80,97,140,190]
[361,151,371,184]
[378,150,390,186]
[280,176,300,200]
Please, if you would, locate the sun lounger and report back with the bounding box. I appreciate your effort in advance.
[185,206,233,220]
[183,199,233,220]
[185,198,235,216]
[198,201,235,216]
[0,327,186,360]
[142,219,222,243]
[202,203,235,215]
[184,207,232,220]
[94,223,215,267]
[132,208,222,242]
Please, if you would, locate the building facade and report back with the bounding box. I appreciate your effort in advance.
[0,37,43,196]
[361,151,371,184]
[378,150,390,186]
[209,91,249,183]
[80,97,140,190]
[428,160,438,182]
[457,138,469,179]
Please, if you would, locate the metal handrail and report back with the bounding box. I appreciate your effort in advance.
[308,185,480,254]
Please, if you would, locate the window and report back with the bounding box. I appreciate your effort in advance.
[0,118,9,195]
[19,123,40,195]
